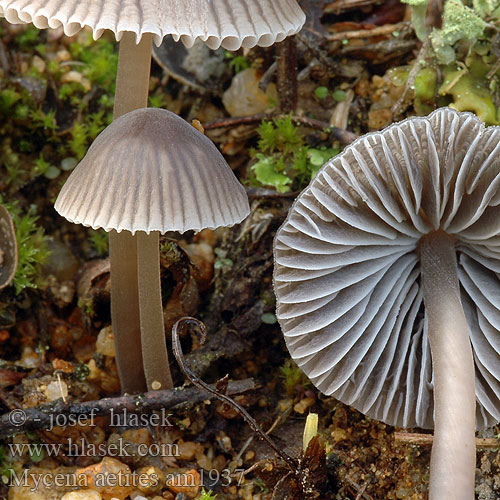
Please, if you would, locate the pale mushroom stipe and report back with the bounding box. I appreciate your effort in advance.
[0,0,306,393]
[274,108,500,500]
[55,107,250,392]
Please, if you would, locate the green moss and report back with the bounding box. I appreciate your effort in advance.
[250,116,339,192]
[69,33,118,89]
[0,200,50,295]
[225,51,251,74]
[195,490,217,500]
[280,359,311,396]
[14,26,41,47]
[0,26,115,195]
[89,230,109,257]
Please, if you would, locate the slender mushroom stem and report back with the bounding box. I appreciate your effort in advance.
[113,32,153,119]
[137,231,173,390]
[420,230,476,500]
[109,231,143,393]
[110,32,155,393]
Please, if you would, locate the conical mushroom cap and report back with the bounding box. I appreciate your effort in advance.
[0,205,17,290]
[0,0,306,49]
[54,108,249,234]
[274,107,500,430]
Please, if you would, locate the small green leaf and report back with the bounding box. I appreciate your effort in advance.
[44,165,61,179]
[314,86,329,99]
[261,313,277,324]
[332,90,347,102]
[252,154,292,193]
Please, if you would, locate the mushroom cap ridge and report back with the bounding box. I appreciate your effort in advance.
[54,108,250,234]
[274,107,500,430]
[0,0,306,49]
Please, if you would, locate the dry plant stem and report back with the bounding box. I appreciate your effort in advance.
[276,36,298,113]
[109,32,153,393]
[394,432,500,449]
[137,231,173,390]
[420,230,476,500]
[0,379,255,437]
[203,113,358,144]
[172,317,299,471]
[391,37,430,118]
[327,22,405,41]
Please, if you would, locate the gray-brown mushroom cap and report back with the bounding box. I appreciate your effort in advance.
[0,0,306,49]
[0,205,17,290]
[54,108,250,234]
[274,107,500,430]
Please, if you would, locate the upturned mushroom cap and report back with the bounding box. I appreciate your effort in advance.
[274,107,500,430]
[54,108,250,234]
[0,205,17,290]
[0,0,306,49]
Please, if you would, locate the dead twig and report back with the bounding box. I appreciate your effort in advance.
[394,431,500,449]
[0,378,255,438]
[245,187,300,199]
[203,113,358,145]
[392,37,431,117]
[325,0,380,14]
[276,36,298,113]
[327,22,406,41]
[258,61,277,93]
[172,317,299,471]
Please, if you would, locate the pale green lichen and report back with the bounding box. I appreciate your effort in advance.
[472,0,500,18]
[401,0,429,40]
[430,1,486,64]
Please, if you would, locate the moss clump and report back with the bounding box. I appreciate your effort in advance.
[0,24,115,193]
[280,359,311,396]
[250,116,339,192]
[0,200,50,295]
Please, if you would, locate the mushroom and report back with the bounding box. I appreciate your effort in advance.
[1,0,306,394]
[0,204,17,290]
[273,107,500,499]
[55,107,250,392]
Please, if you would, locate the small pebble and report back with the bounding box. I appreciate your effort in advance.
[56,49,71,62]
[96,326,115,357]
[177,441,198,461]
[166,468,201,499]
[32,55,46,73]
[61,490,102,500]
[44,380,68,402]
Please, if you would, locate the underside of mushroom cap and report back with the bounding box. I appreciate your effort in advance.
[0,0,306,49]
[274,107,500,430]
[54,108,250,234]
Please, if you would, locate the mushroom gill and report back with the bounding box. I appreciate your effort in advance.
[273,107,500,499]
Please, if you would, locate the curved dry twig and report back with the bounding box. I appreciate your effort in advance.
[171,317,299,471]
